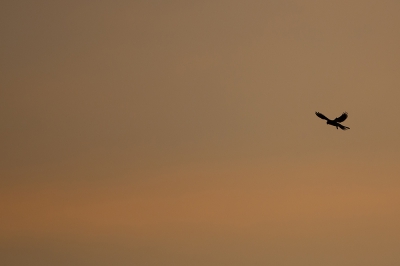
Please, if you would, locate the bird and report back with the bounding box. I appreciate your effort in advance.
[315,111,350,130]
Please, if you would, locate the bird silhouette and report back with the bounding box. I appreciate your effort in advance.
[315,112,350,130]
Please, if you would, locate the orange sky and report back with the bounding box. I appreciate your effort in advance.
[2,1,400,265]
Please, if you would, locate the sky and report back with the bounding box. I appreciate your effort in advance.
[1,1,400,265]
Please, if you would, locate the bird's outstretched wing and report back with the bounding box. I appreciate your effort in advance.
[315,112,329,120]
[334,112,348,123]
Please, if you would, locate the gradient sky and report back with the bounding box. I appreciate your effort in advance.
[2,1,400,265]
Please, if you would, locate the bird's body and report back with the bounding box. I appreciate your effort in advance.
[315,112,350,130]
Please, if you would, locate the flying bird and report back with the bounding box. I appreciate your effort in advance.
[315,112,350,130]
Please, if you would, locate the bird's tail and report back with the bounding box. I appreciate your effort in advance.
[338,124,350,130]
